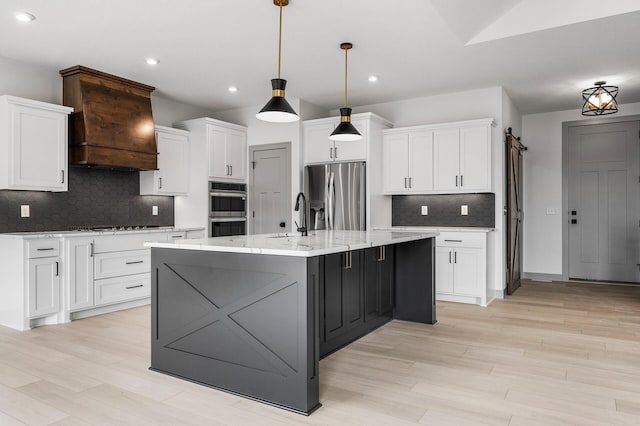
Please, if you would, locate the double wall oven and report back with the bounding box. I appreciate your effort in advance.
[209,182,247,237]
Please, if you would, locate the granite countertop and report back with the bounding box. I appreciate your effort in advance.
[0,227,205,239]
[145,230,438,257]
[377,226,495,233]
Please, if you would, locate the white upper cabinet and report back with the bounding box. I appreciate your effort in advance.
[303,116,369,164]
[208,125,247,181]
[0,96,72,191]
[383,118,494,194]
[140,126,189,195]
[382,130,433,193]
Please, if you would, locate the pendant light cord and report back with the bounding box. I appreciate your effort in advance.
[343,47,348,107]
[277,2,283,79]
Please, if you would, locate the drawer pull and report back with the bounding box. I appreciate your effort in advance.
[171,235,184,239]
[125,260,144,265]
[444,239,463,242]
[125,284,144,290]
[37,247,55,251]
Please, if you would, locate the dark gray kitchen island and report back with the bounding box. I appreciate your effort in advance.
[146,230,437,415]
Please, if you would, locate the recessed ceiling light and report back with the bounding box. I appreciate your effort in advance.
[228,86,239,93]
[15,12,36,22]
[145,58,159,66]
[368,75,379,83]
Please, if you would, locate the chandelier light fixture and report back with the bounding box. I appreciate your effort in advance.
[582,81,619,116]
[256,0,299,123]
[329,42,362,141]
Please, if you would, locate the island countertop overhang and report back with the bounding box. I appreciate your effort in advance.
[145,230,438,257]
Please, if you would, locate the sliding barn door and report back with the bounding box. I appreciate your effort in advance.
[506,131,525,295]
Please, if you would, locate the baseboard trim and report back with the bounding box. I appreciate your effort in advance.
[522,272,564,282]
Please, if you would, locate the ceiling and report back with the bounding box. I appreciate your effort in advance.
[1,0,640,115]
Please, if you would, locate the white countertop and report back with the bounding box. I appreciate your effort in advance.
[145,230,438,257]
[0,227,205,239]
[376,226,494,233]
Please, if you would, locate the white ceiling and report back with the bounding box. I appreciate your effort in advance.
[1,0,640,115]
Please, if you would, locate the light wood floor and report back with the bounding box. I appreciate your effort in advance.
[1,280,640,425]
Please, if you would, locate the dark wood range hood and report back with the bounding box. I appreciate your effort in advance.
[60,65,158,170]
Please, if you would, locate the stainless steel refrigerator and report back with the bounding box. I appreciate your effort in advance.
[305,161,366,231]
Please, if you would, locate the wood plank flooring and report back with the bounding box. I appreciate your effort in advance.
[1,280,639,425]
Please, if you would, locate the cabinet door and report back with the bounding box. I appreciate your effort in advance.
[304,121,335,164]
[226,129,247,180]
[379,245,394,315]
[156,130,189,194]
[383,133,409,193]
[28,257,60,318]
[435,247,454,294]
[207,127,228,179]
[453,248,481,296]
[323,252,346,340]
[408,131,433,192]
[10,103,67,191]
[343,251,363,329]
[333,117,367,162]
[459,125,490,192]
[363,247,380,321]
[433,128,460,191]
[66,238,94,311]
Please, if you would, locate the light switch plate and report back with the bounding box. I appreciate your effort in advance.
[461,205,468,216]
[152,206,158,216]
[20,205,30,218]
[421,205,428,215]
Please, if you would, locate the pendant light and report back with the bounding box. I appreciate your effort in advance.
[329,42,362,141]
[582,81,619,116]
[256,0,299,123]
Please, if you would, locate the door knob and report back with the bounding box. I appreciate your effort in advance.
[279,222,286,228]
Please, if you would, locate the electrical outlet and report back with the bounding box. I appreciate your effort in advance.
[461,205,468,216]
[152,206,158,216]
[20,205,30,218]
[421,205,428,215]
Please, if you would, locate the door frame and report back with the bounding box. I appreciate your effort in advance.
[561,114,640,281]
[248,142,292,235]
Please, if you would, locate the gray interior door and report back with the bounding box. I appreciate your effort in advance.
[250,144,291,235]
[568,121,640,282]
[506,131,524,295]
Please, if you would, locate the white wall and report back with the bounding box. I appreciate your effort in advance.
[0,56,61,104]
[522,101,640,276]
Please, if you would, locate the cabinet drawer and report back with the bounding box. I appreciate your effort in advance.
[436,232,485,248]
[94,249,150,279]
[166,232,186,241]
[95,273,150,307]
[27,239,61,258]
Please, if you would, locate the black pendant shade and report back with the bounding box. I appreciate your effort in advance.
[256,78,299,122]
[330,108,361,141]
[329,42,362,141]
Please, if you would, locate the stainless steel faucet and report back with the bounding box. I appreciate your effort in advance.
[294,192,308,236]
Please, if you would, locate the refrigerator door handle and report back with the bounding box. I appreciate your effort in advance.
[328,171,335,230]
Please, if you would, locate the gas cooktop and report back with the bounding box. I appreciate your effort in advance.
[69,225,162,232]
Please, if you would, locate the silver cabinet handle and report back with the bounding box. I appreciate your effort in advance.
[126,284,144,290]
[158,177,163,189]
[409,177,412,188]
[37,247,55,251]
[455,175,459,187]
[61,170,65,184]
[460,175,463,187]
[454,251,457,263]
[444,239,462,242]
[449,251,451,263]
[329,147,333,159]
[404,177,408,188]
[90,242,94,257]
[126,260,144,265]
[334,146,338,159]
[171,235,184,239]
[378,246,383,262]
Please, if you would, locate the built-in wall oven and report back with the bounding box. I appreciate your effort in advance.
[209,182,247,237]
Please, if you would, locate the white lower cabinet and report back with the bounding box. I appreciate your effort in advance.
[27,257,61,318]
[435,231,488,306]
[95,273,150,307]
[66,238,95,311]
